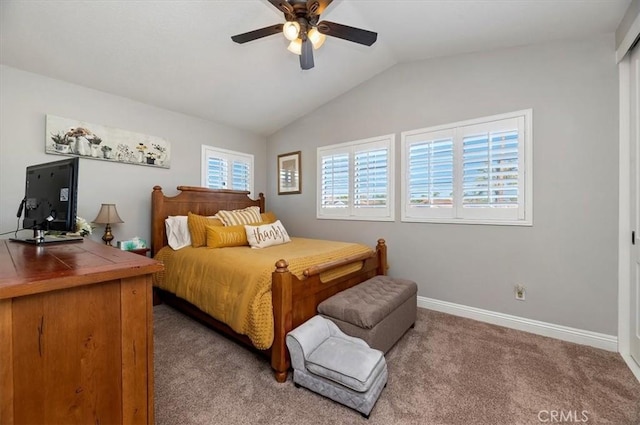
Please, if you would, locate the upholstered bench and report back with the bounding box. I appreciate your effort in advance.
[317,275,417,353]
[286,315,388,418]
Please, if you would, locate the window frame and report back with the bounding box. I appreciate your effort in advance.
[201,145,254,195]
[401,109,533,226]
[317,134,395,222]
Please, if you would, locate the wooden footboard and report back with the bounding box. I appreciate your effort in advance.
[271,239,387,382]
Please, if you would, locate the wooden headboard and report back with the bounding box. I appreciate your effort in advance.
[151,185,265,256]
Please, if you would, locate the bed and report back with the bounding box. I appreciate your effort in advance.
[151,185,388,382]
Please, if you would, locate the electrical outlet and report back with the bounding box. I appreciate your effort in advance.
[515,284,526,301]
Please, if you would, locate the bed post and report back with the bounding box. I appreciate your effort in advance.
[151,186,165,257]
[376,239,388,276]
[271,259,293,383]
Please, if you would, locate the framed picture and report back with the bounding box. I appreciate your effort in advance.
[277,151,301,195]
[45,115,171,168]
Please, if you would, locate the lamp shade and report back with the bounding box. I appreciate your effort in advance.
[92,204,124,224]
[308,27,326,49]
[283,21,300,41]
[287,39,302,55]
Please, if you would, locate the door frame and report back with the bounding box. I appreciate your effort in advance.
[619,27,640,382]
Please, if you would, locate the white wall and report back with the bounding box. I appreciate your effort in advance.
[267,35,619,335]
[0,65,267,246]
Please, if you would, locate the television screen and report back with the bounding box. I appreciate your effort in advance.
[22,157,79,233]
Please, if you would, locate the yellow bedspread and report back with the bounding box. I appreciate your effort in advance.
[153,237,374,349]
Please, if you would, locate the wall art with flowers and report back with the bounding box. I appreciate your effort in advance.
[45,115,171,168]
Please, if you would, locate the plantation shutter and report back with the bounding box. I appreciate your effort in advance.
[457,116,524,220]
[317,134,395,220]
[201,146,253,194]
[462,129,519,208]
[206,156,229,189]
[320,151,350,211]
[402,128,455,220]
[408,137,454,208]
[402,110,530,224]
[231,160,251,191]
[354,147,388,209]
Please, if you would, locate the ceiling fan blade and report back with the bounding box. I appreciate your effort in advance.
[300,39,314,70]
[317,20,377,46]
[231,24,284,44]
[268,0,295,20]
[307,0,333,16]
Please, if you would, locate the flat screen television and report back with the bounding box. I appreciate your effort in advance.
[11,157,82,244]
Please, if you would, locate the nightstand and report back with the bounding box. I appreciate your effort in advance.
[128,248,151,257]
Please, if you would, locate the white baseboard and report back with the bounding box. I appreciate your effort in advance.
[418,296,618,352]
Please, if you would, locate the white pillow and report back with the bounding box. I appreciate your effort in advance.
[245,220,291,249]
[165,215,191,250]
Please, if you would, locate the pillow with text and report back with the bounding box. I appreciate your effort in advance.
[245,220,291,249]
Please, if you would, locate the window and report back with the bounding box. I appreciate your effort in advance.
[201,145,254,194]
[317,134,395,221]
[401,110,532,225]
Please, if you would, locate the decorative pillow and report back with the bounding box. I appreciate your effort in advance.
[260,211,278,224]
[165,216,191,250]
[187,212,224,248]
[217,206,262,227]
[206,224,249,248]
[245,220,291,249]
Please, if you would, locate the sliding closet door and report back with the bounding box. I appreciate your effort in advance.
[631,43,640,366]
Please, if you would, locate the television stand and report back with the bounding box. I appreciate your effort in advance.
[0,238,163,423]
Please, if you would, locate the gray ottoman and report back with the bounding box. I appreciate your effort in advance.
[317,275,417,353]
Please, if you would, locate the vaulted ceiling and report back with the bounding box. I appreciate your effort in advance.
[0,0,631,136]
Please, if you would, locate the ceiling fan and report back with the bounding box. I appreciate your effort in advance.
[231,0,378,70]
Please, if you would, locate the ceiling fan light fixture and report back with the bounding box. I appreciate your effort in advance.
[287,38,302,55]
[308,27,326,50]
[230,0,378,70]
[283,21,300,41]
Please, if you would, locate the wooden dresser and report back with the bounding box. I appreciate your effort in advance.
[0,238,163,425]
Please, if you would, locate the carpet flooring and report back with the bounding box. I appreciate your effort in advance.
[153,304,640,424]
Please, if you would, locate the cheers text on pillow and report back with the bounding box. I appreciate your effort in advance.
[217,206,262,226]
[165,215,190,250]
[187,212,224,248]
[245,220,291,249]
[206,225,249,248]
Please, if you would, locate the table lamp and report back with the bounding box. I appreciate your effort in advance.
[92,203,124,246]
